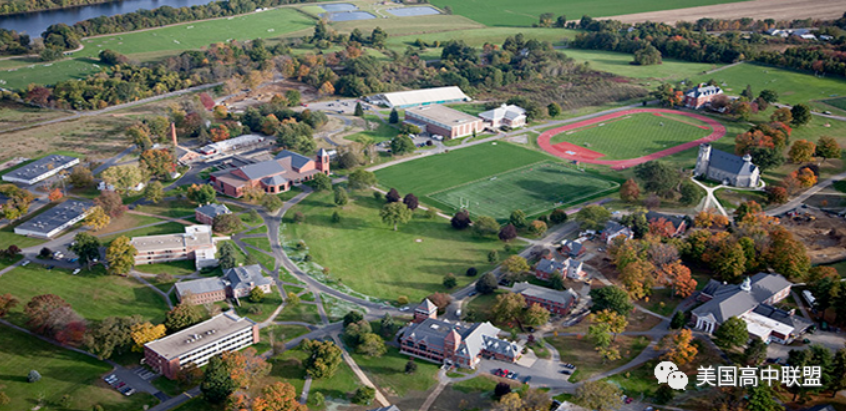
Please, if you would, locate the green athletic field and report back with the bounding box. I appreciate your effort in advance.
[561,49,723,80]
[429,161,618,218]
[549,112,712,160]
[427,0,750,27]
[374,142,617,219]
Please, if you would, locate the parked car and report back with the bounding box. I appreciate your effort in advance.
[104,375,117,383]
[72,269,81,275]
[468,291,477,297]
[46,265,54,270]
[522,376,532,383]
[115,382,126,389]
[626,397,634,404]
[21,260,30,266]
[560,369,572,375]
[124,388,136,396]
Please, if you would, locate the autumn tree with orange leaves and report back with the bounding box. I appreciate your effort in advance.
[794,168,817,188]
[663,262,697,298]
[210,124,230,142]
[48,188,63,202]
[250,382,307,411]
[223,348,271,390]
[766,226,810,281]
[619,259,654,300]
[694,210,728,229]
[619,179,641,203]
[657,329,698,366]
[788,139,816,163]
[648,218,676,238]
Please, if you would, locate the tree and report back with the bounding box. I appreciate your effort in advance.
[657,329,698,365]
[68,165,94,189]
[502,255,529,276]
[310,173,332,192]
[509,210,527,229]
[144,181,164,204]
[619,178,640,203]
[670,311,686,329]
[816,136,841,162]
[389,108,399,124]
[380,202,412,231]
[759,89,778,103]
[390,134,416,156]
[130,322,166,352]
[766,185,789,204]
[426,293,452,314]
[791,103,812,126]
[333,186,349,207]
[443,273,457,289]
[218,241,239,269]
[47,188,63,202]
[473,216,500,237]
[771,107,793,123]
[476,272,498,295]
[744,336,767,366]
[348,169,377,190]
[746,383,781,411]
[212,213,242,234]
[83,315,141,360]
[788,139,816,163]
[101,165,146,194]
[590,309,627,342]
[402,193,419,211]
[451,210,472,230]
[679,180,700,205]
[487,250,499,264]
[249,287,265,303]
[405,358,417,374]
[665,262,696,298]
[356,333,387,357]
[633,44,662,65]
[549,209,568,225]
[575,205,611,231]
[523,303,550,327]
[69,232,101,268]
[713,316,748,351]
[201,355,237,403]
[634,161,681,197]
[354,102,364,117]
[767,227,810,281]
[250,382,307,411]
[301,339,343,379]
[494,382,512,399]
[498,224,518,242]
[0,294,19,318]
[492,292,526,327]
[186,184,216,204]
[28,370,42,383]
[95,190,124,218]
[795,168,817,188]
[573,380,622,411]
[528,220,547,237]
[140,149,176,179]
[261,194,283,212]
[105,236,135,276]
[619,259,654,300]
[352,386,375,405]
[165,303,205,332]
[385,188,401,203]
[343,311,364,327]
[589,286,633,316]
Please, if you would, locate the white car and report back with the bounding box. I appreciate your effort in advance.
[72,269,81,275]
[21,260,30,266]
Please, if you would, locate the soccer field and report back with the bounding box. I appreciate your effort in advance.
[549,111,712,160]
[429,162,618,218]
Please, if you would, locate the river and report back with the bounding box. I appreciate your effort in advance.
[0,0,215,37]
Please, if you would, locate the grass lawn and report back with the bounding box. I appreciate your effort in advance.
[276,302,322,324]
[283,190,521,301]
[99,221,187,243]
[352,346,440,397]
[0,58,106,92]
[427,0,749,26]
[239,211,263,226]
[0,326,159,411]
[134,259,197,276]
[452,375,502,394]
[233,286,283,322]
[321,293,365,323]
[0,265,169,324]
[428,161,618,219]
[561,49,723,80]
[548,334,651,382]
[244,225,269,235]
[278,185,304,202]
[463,290,505,323]
[267,347,360,406]
[344,116,398,144]
[639,287,685,317]
[549,111,713,160]
[242,236,272,253]
[174,397,224,411]
[692,62,846,107]
[90,212,165,236]
[135,199,197,219]
[254,324,311,354]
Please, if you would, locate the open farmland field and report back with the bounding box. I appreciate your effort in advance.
[561,49,723,80]
[0,100,71,132]
[0,58,107,91]
[429,162,618,218]
[427,0,750,27]
[692,62,846,107]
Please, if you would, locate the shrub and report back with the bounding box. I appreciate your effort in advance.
[249,287,265,303]
[405,358,417,374]
[373,191,384,201]
[397,295,409,305]
[292,212,305,224]
[466,267,478,277]
[155,273,174,284]
[352,386,375,404]
[28,370,41,383]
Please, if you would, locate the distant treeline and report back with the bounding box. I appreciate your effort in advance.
[0,0,119,16]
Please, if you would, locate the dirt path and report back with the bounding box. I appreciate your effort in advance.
[601,0,845,24]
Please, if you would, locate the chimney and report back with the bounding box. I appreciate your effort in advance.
[171,123,178,146]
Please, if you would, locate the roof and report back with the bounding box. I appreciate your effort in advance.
[401,318,508,360]
[195,203,230,218]
[417,298,436,313]
[561,240,583,254]
[645,211,687,230]
[144,312,256,360]
[223,264,272,290]
[405,104,481,126]
[262,175,289,186]
[131,225,214,253]
[317,148,330,157]
[274,150,313,170]
[685,85,722,98]
[175,277,225,296]
[536,258,565,275]
[512,282,578,307]
[479,104,526,122]
[369,406,402,411]
[15,200,92,235]
[3,154,78,182]
[376,86,469,107]
[752,304,813,333]
[692,273,792,324]
[199,134,265,153]
[237,160,286,181]
[603,220,631,236]
[707,147,758,177]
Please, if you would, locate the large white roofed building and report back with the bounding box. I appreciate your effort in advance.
[369,86,470,109]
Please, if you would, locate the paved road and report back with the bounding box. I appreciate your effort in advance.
[93,145,137,175]
[767,169,846,215]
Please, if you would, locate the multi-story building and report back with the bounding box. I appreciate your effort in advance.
[210,150,329,198]
[512,282,579,316]
[2,154,79,185]
[534,257,587,282]
[404,105,484,139]
[144,312,259,379]
[683,84,723,109]
[195,203,231,225]
[478,104,526,130]
[601,221,633,245]
[398,299,521,369]
[175,265,273,305]
[131,225,222,269]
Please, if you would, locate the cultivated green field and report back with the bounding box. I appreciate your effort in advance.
[549,111,713,160]
[427,0,750,26]
[283,190,520,301]
[693,62,846,107]
[819,96,846,112]
[386,27,578,60]
[0,58,107,91]
[0,265,169,324]
[430,162,618,218]
[0,326,158,410]
[561,49,723,80]
[375,142,552,195]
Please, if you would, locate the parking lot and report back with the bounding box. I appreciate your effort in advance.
[104,366,169,402]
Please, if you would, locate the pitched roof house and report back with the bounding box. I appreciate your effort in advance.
[645,211,688,237]
[683,84,723,109]
[560,239,585,257]
[195,203,231,225]
[175,264,273,304]
[210,149,329,198]
[601,221,633,244]
[535,257,587,281]
[512,282,579,316]
[694,144,761,188]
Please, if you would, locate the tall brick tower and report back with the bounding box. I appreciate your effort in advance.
[316,148,330,175]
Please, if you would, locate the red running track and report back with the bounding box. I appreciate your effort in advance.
[537,108,726,170]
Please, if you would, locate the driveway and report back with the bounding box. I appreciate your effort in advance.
[767,330,846,359]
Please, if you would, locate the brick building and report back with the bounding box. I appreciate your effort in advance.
[683,84,723,109]
[175,265,273,305]
[404,105,484,139]
[195,203,231,225]
[210,149,329,198]
[512,282,579,316]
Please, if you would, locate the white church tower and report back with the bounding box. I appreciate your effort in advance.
[694,143,712,177]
